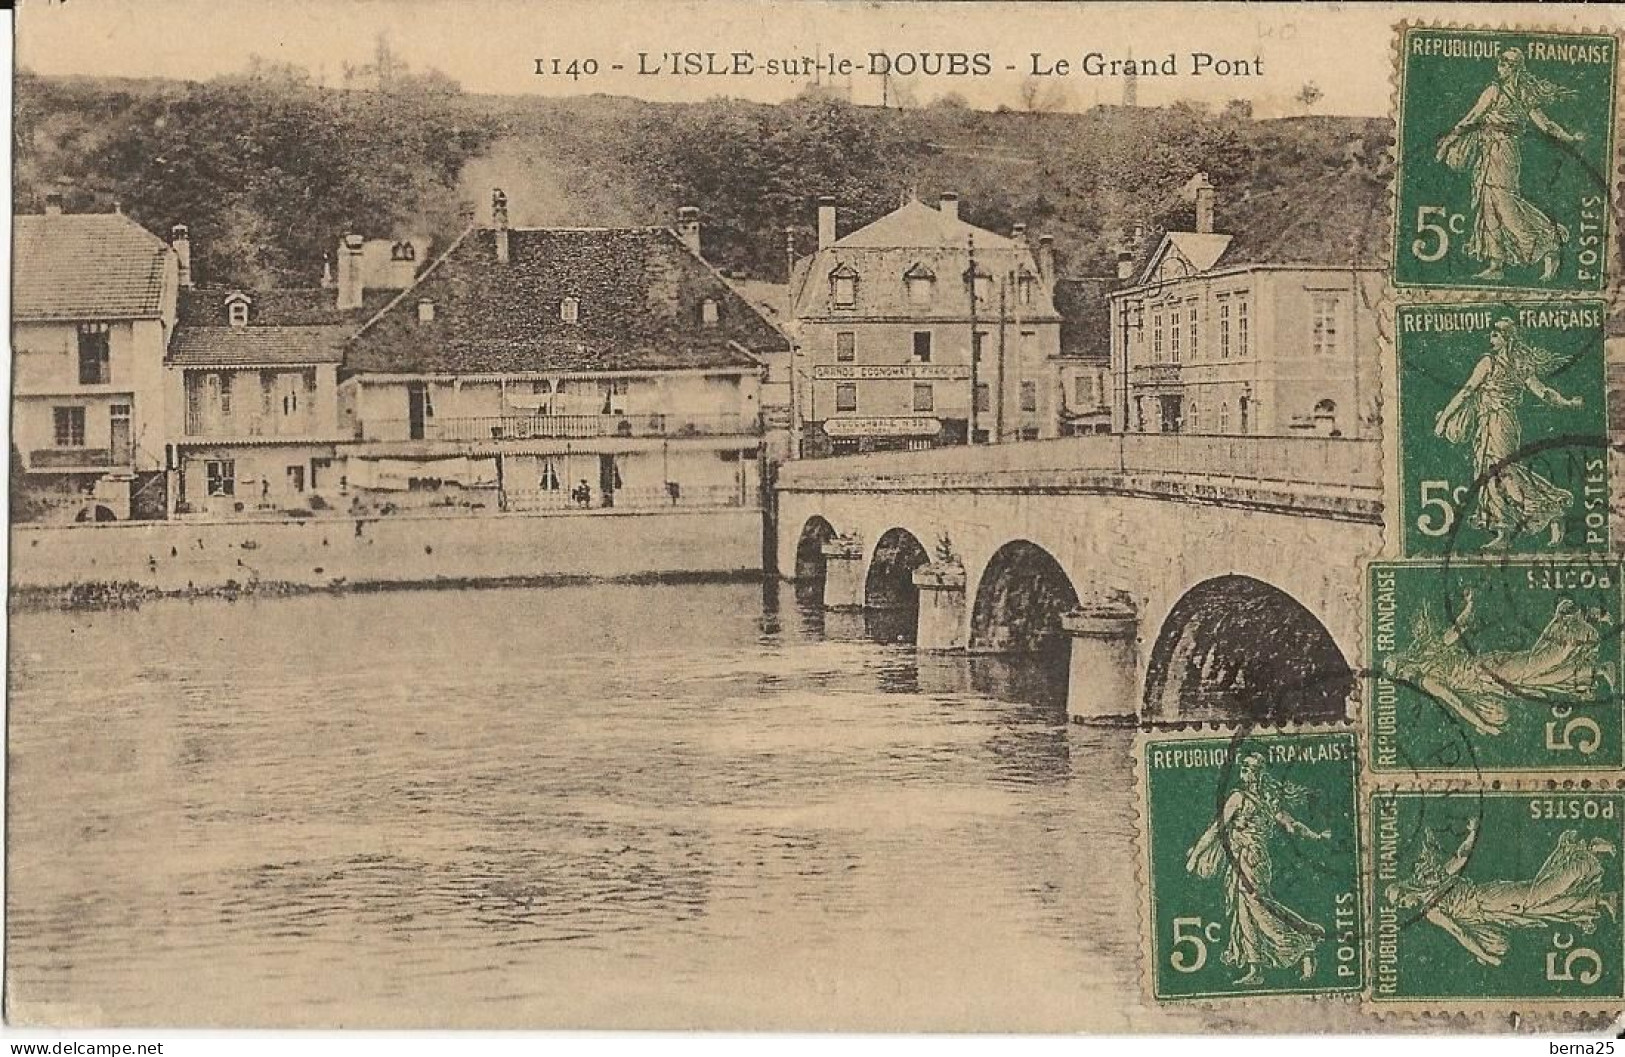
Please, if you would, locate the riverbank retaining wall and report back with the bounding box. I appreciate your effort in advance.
[11,507,764,594]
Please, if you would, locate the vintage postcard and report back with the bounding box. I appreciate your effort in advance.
[6,0,1624,1038]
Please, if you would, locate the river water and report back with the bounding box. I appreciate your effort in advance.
[8,581,1371,1031]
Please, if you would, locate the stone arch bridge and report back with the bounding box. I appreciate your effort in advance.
[775,434,1382,723]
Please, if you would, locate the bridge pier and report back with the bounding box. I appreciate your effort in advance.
[912,561,967,652]
[820,535,866,611]
[1061,599,1140,723]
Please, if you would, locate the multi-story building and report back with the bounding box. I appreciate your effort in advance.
[164,233,399,518]
[11,198,179,521]
[1110,174,1384,439]
[338,192,790,512]
[787,193,1063,457]
[1052,277,1116,436]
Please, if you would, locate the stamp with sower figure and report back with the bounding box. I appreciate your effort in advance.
[1393,27,1616,293]
[1396,301,1609,557]
[1372,790,1624,1005]
[1368,559,1623,773]
[1139,730,1364,1000]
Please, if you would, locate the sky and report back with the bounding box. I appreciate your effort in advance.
[17,0,1621,118]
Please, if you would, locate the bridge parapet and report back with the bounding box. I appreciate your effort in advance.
[779,435,1380,522]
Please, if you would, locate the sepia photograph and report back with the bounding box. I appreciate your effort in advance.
[5,0,1623,1044]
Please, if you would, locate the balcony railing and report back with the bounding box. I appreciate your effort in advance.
[1130,363,1182,386]
[366,412,761,443]
[29,445,131,470]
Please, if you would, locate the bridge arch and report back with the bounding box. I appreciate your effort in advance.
[865,527,930,611]
[1143,574,1352,721]
[794,516,837,583]
[969,539,1080,654]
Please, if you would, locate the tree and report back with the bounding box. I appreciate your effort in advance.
[1296,82,1324,110]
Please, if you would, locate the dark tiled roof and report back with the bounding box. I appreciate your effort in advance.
[14,212,171,320]
[178,286,393,327]
[1054,277,1120,361]
[345,227,790,376]
[169,326,349,366]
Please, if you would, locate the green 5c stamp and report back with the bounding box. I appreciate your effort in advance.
[1397,301,1609,556]
[1372,790,1624,1005]
[1368,560,1622,773]
[1140,731,1363,999]
[1395,27,1616,292]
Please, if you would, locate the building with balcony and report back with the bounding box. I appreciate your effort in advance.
[11,199,179,521]
[786,193,1062,458]
[1110,173,1384,440]
[338,193,790,512]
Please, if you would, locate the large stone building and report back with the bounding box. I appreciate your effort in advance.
[11,198,179,521]
[1110,173,1384,439]
[787,193,1063,457]
[338,192,790,512]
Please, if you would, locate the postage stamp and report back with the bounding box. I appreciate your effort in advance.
[1396,300,1609,557]
[1393,26,1617,293]
[1139,729,1364,1000]
[1371,789,1625,1006]
[1368,559,1624,773]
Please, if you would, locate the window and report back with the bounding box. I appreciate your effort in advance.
[835,383,857,412]
[287,465,305,493]
[227,300,249,327]
[1218,298,1231,360]
[701,298,719,325]
[974,383,991,413]
[206,459,236,497]
[836,332,855,362]
[969,271,992,303]
[1187,303,1198,361]
[1312,294,1342,356]
[1169,303,1182,363]
[77,324,110,385]
[831,438,860,455]
[1218,401,1230,433]
[539,459,562,492]
[1020,381,1038,412]
[904,264,936,306]
[1238,299,1250,358]
[972,331,988,363]
[912,331,932,363]
[1152,312,1164,363]
[53,406,86,447]
[1017,271,1036,306]
[560,297,580,324]
[1074,374,1095,408]
[1188,401,1200,433]
[830,266,858,308]
[1018,426,1040,441]
[913,383,934,412]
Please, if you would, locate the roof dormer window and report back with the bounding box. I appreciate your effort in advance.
[561,297,580,324]
[829,263,859,309]
[225,293,251,327]
[700,298,719,326]
[903,263,936,306]
[1017,267,1038,307]
[964,264,993,304]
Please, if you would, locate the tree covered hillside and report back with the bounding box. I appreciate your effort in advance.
[16,60,1392,289]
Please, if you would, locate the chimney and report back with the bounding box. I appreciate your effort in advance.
[939,191,959,221]
[337,233,365,311]
[389,241,417,288]
[1011,222,1027,242]
[784,226,797,283]
[1037,235,1055,283]
[1117,249,1135,281]
[817,196,837,250]
[44,192,63,216]
[492,188,510,265]
[171,224,193,288]
[676,205,702,256]
[1192,172,1216,234]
